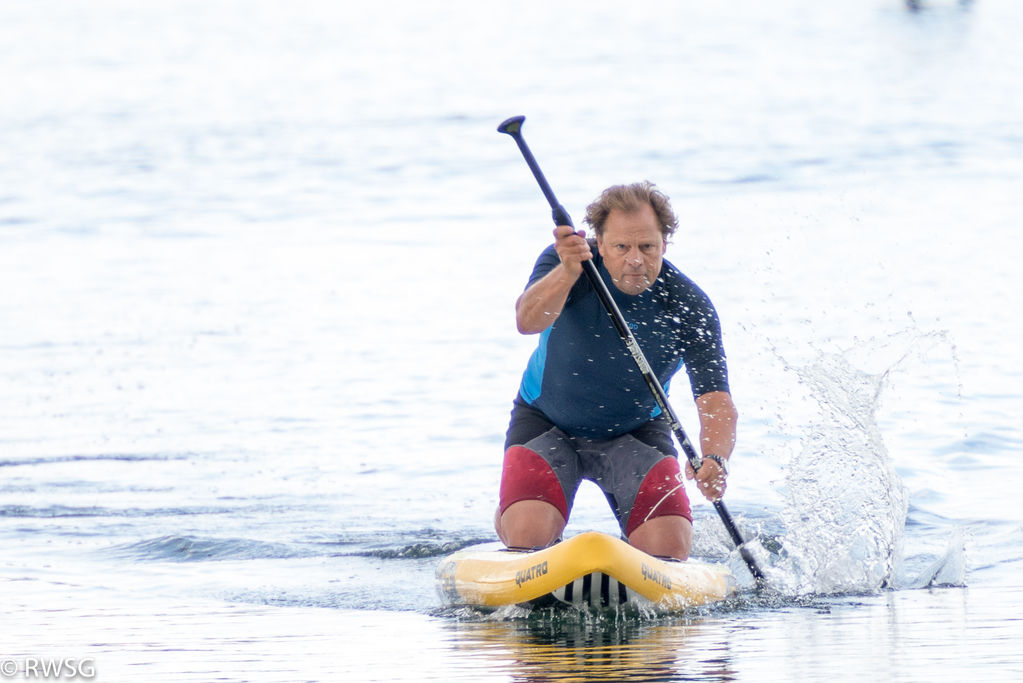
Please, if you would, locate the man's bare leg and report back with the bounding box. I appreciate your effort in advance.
[495,500,566,549]
[628,515,692,560]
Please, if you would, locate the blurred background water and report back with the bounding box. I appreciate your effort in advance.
[2,0,1022,680]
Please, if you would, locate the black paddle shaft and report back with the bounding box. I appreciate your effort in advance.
[497,115,765,583]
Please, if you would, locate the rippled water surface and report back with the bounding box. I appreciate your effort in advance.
[2,0,1022,681]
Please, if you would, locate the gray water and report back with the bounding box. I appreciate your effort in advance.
[2,0,1022,680]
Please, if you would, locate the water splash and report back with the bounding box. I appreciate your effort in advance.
[899,527,967,589]
[770,332,958,595]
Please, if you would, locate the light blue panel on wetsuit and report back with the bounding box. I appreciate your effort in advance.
[520,326,552,403]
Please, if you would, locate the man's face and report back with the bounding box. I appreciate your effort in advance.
[596,204,666,295]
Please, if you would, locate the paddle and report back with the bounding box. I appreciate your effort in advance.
[497,115,766,584]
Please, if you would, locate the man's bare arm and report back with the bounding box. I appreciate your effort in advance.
[515,225,592,334]
[684,391,738,501]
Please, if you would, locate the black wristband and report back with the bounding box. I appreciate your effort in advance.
[703,454,729,476]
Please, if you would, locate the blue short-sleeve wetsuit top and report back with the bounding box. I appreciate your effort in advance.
[517,241,730,439]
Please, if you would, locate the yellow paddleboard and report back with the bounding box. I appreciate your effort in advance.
[436,531,738,612]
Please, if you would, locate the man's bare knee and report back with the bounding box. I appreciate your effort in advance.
[628,515,693,560]
[496,500,566,549]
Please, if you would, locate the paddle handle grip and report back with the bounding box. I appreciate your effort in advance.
[552,204,573,229]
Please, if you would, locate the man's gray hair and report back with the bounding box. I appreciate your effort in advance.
[583,181,679,240]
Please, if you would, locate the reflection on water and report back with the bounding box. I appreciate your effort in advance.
[436,585,1022,683]
[445,613,736,683]
[4,568,1021,681]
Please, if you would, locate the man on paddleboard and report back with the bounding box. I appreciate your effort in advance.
[495,182,736,560]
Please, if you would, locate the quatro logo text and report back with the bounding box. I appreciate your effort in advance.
[515,561,549,587]
[641,562,672,590]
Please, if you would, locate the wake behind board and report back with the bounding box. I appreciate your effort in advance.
[436,531,738,613]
